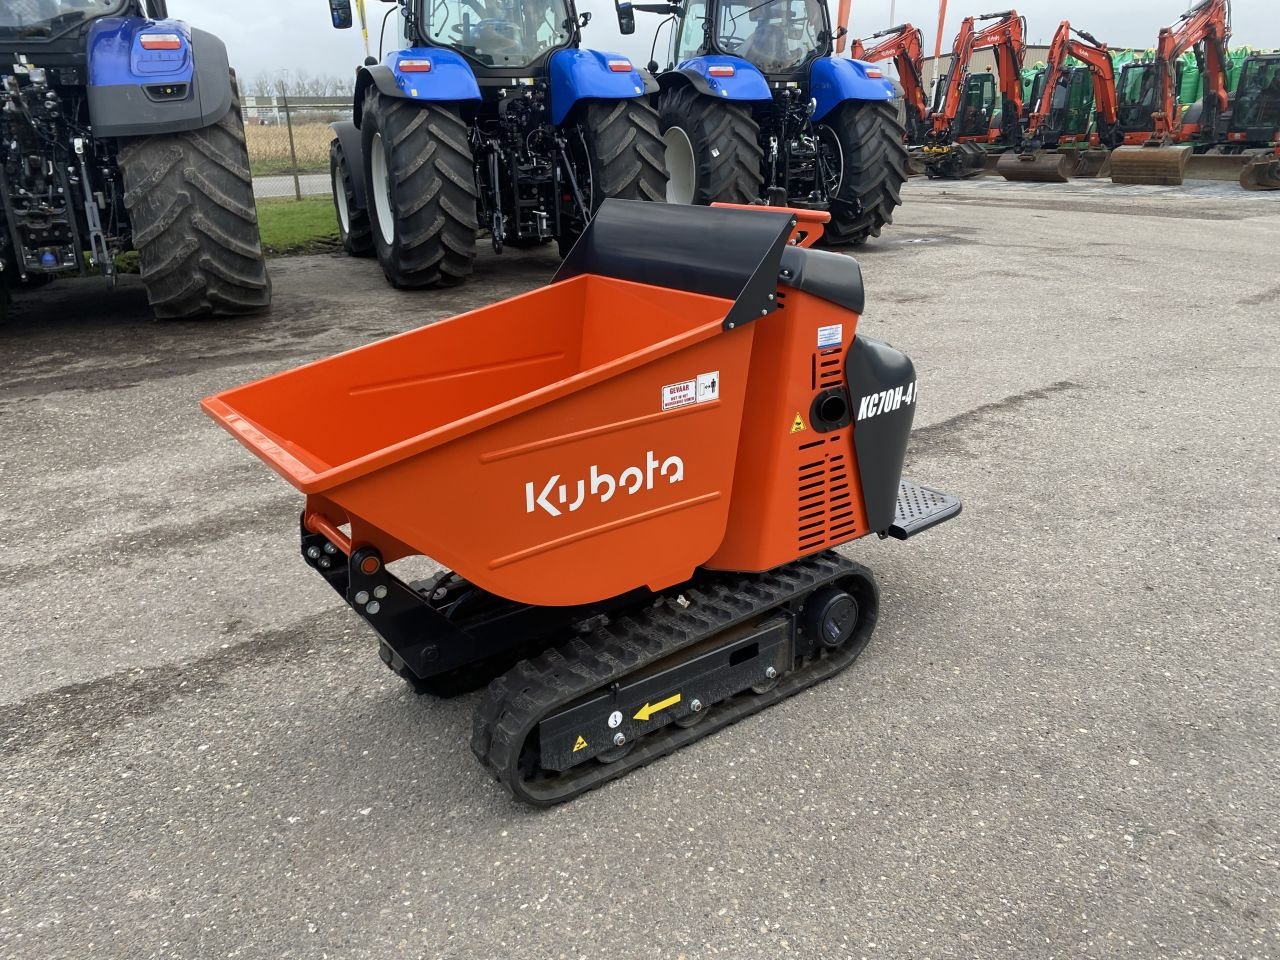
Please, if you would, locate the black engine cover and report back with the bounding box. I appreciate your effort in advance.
[845,336,917,533]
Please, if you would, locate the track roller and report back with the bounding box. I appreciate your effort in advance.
[996,150,1072,183]
[1240,154,1280,191]
[1109,143,1193,185]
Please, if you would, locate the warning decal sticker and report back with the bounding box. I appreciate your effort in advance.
[662,379,697,411]
[573,736,588,752]
[817,324,843,349]
[663,371,721,411]
[791,412,806,434]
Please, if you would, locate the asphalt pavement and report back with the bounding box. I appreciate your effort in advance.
[1,179,1277,959]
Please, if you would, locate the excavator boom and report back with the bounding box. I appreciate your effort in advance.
[924,10,1026,178]
[849,24,928,141]
[998,20,1118,182]
[1110,0,1231,185]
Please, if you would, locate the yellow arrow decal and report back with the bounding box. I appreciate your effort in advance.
[633,693,682,722]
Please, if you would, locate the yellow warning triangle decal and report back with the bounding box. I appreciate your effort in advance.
[791,413,806,434]
[572,735,588,752]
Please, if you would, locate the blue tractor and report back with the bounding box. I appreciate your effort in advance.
[0,1,270,321]
[326,0,667,287]
[634,0,908,245]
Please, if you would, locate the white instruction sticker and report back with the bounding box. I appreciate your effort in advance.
[696,371,720,404]
[817,324,843,349]
[662,379,697,411]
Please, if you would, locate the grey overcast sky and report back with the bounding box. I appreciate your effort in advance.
[167,0,1278,80]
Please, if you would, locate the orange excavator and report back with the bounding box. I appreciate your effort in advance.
[997,20,1122,182]
[850,24,929,145]
[922,10,1027,178]
[1109,0,1231,184]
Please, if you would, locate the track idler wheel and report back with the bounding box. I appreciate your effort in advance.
[1240,154,1280,191]
[1110,144,1193,186]
[996,149,1072,183]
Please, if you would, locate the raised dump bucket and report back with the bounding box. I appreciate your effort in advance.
[1240,153,1280,190]
[203,201,797,605]
[1110,143,1194,185]
[996,149,1072,183]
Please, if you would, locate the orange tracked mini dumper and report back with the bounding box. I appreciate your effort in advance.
[203,202,960,805]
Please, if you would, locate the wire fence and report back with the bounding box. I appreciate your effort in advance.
[244,96,350,200]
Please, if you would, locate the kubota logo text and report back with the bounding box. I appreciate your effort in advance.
[525,451,685,517]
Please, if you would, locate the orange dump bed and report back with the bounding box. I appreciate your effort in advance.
[204,202,800,605]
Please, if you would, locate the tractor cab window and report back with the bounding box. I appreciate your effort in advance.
[955,72,995,138]
[424,0,572,69]
[0,0,129,39]
[715,0,827,75]
[1233,58,1280,129]
[672,0,706,64]
[1116,62,1161,132]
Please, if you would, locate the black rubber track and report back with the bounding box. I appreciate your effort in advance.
[362,91,477,288]
[818,100,909,247]
[330,139,373,257]
[472,551,879,806]
[559,98,667,256]
[118,79,271,319]
[658,84,764,205]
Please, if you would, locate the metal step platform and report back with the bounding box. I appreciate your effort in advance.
[889,479,963,539]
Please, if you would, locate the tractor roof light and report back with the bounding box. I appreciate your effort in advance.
[400,59,432,73]
[140,34,183,50]
[708,64,735,77]
[608,59,633,72]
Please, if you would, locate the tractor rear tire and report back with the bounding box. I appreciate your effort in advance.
[331,139,373,257]
[817,100,908,247]
[362,91,477,288]
[118,77,271,319]
[658,84,763,205]
[558,98,667,258]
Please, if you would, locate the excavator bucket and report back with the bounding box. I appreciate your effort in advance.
[1109,144,1194,185]
[1239,154,1280,191]
[996,149,1072,183]
[1067,148,1111,178]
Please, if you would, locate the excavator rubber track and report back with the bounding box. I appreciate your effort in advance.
[996,149,1072,182]
[472,551,878,806]
[1240,154,1280,191]
[1109,143,1194,185]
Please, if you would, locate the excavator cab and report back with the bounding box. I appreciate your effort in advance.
[1052,67,1098,142]
[1229,55,1280,141]
[955,73,997,140]
[1115,61,1163,139]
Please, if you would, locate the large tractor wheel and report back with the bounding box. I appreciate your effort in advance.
[118,77,271,319]
[816,100,909,246]
[330,139,373,257]
[361,91,477,288]
[658,84,763,205]
[559,98,667,257]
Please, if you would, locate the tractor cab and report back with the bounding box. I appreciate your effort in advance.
[0,0,133,42]
[1226,54,1280,145]
[415,0,575,72]
[673,0,830,78]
